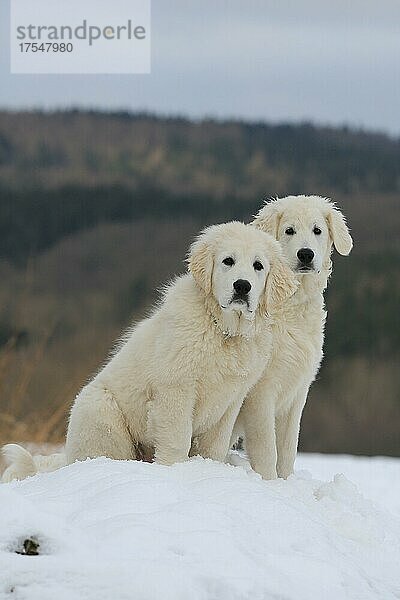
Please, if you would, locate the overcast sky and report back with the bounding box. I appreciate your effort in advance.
[1,0,399,134]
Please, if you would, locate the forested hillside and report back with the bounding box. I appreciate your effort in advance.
[0,111,399,454]
[1,111,399,194]
[0,111,400,259]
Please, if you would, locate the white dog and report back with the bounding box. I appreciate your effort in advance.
[2,221,297,482]
[233,196,353,480]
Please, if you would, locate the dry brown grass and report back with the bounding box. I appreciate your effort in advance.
[0,265,78,447]
[0,329,119,447]
[0,332,64,446]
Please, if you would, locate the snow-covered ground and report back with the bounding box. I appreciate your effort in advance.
[1,453,399,600]
[297,453,400,516]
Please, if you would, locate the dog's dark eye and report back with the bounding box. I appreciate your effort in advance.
[222,257,235,266]
[253,261,263,271]
[313,226,322,235]
[285,227,295,235]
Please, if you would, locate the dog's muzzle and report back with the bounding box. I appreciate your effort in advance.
[296,248,315,272]
[230,279,251,306]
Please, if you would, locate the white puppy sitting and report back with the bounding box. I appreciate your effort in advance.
[234,196,353,480]
[2,221,297,481]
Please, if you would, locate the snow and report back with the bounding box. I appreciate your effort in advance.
[296,453,400,516]
[1,454,400,600]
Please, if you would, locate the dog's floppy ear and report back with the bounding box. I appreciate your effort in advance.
[187,227,214,295]
[261,240,298,314]
[326,204,353,256]
[252,199,281,238]
[265,258,298,313]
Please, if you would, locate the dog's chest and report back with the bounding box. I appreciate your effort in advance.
[193,334,270,433]
[270,305,325,392]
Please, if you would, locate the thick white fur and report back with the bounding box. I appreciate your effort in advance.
[2,221,297,482]
[233,195,353,480]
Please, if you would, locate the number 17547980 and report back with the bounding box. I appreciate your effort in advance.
[19,42,73,53]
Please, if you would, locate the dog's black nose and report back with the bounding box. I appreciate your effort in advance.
[297,248,314,264]
[233,279,251,295]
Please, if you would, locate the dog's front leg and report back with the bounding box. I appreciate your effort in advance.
[240,385,278,480]
[148,386,194,466]
[275,385,308,479]
[193,397,243,463]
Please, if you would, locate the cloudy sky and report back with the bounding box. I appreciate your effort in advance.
[1,0,399,133]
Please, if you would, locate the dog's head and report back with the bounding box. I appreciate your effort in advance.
[188,221,297,323]
[252,195,353,276]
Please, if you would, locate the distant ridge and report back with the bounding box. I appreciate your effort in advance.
[0,110,399,197]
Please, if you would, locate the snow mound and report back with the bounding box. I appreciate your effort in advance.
[297,452,400,516]
[1,456,399,600]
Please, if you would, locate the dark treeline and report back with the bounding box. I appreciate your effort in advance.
[0,185,248,262]
[0,110,399,195]
[0,110,399,261]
